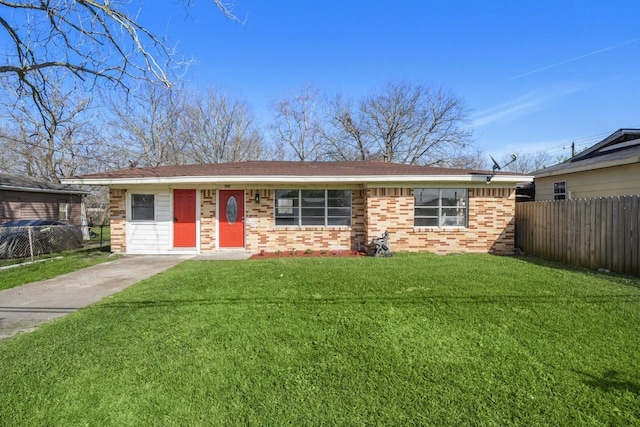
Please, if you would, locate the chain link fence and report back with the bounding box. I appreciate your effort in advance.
[0,225,84,260]
[88,224,110,249]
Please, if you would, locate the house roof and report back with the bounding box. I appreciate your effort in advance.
[62,161,532,186]
[535,129,640,178]
[0,173,90,195]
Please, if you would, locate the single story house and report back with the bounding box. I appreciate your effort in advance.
[0,173,89,225]
[63,161,533,255]
[534,128,640,201]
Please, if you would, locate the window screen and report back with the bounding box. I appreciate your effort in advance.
[131,194,155,221]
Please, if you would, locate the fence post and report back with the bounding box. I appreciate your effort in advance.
[28,226,34,262]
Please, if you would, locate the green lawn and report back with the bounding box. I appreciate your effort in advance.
[0,245,116,291]
[0,254,639,425]
[87,225,111,245]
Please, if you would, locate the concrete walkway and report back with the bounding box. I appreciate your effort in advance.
[0,252,252,340]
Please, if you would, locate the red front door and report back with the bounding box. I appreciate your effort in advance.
[173,189,196,247]
[219,190,245,248]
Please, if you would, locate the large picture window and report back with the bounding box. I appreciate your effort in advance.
[131,194,155,221]
[275,190,352,226]
[414,189,467,227]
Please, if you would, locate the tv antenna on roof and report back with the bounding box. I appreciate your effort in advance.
[487,154,517,184]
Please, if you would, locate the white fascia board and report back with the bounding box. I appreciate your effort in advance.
[62,174,533,186]
[534,157,640,178]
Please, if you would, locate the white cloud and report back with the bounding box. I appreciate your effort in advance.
[508,37,640,81]
[472,83,586,127]
[472,92,544,127]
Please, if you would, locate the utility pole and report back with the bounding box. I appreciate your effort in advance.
[571,141,576,157]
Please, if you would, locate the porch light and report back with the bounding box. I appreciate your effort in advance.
[255,192,260,203]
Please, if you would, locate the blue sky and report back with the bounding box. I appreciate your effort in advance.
[141,1,640,161]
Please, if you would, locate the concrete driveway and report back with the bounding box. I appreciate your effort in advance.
[0,252,251,340]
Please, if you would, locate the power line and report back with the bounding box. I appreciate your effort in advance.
[540,124,640,157]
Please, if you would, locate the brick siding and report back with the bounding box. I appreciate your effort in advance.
[109,189,127,253]
[200,189,216,251]
[243,189,366,252]
[110,185,515,255]
[364,187,516,255]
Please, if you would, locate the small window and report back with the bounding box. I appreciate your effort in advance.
[414,189,467,227]
[131,194,155,221]
[275,190,299,226]
[58,201,68,221]
[553,182,566,200]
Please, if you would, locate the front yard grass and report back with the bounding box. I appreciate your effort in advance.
[0,245,115,291]
[0,253,638,425]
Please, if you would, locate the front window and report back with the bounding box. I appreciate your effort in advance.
[275,190,352,226]
[414,189,467,227]
[553,182,566,200]
[131,194,155,221]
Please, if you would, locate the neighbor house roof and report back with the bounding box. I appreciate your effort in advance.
[62,161,532,186]
[0,173,90,195]
[535,129,640,178]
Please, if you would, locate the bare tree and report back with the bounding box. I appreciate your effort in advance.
[442,147,487,170]
[0,0,241,179]
[84,185,111,226]
[0,125,21,172]
[182,88,264,163]
[323,81,472,165]
[107,85,264,166]
[0,1,239,114]
[270,84,324,161]
[499,151,553,174]
[107,83,188,167]
[0,70,103,182]
[322,95,370,161]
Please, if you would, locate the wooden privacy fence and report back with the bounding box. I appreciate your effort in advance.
[516,196,640,277]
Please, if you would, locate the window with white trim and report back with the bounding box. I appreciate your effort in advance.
[131,194,155,221]
[414,188,467,227]
[553,182,566,200]
[58,201,68,221]
[275,190,352,226]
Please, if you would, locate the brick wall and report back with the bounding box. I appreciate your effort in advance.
[243,189,366,252]
[469,188,515,254]
[112,185,515,255]
[364,187,516,255]
[109,189,126,253]
[200,189,216,252]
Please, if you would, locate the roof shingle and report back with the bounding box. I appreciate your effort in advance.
[0,173,89,194]
[72,161,514,180]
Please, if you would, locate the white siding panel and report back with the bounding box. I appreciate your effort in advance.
[127,192,173,254]
[127,222,172,254]
[156,193,172,222]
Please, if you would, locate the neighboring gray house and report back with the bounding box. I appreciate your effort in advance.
[0,173,89,225]
[534,129,640,201]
